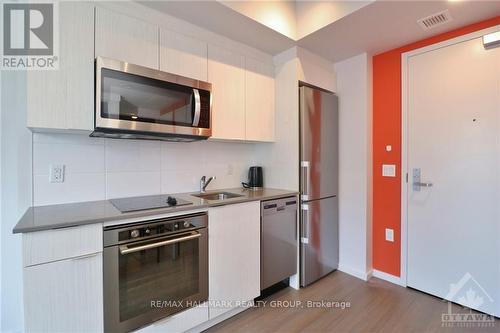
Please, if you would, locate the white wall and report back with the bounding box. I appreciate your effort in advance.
[254,48,299,191]
[334,53,373,280]
[1,71,32,333]
[255,46,336,191]
[297,46,337,92]
[33,134,257,205]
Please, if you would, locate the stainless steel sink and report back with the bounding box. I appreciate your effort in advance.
[192,192,243,201]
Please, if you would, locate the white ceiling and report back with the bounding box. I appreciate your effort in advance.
[139,1,296,54]
[140,1,500,63]
[299,0,500,63]
[220,1,298,40]
[294,1,372,39]
[219,1,373,40]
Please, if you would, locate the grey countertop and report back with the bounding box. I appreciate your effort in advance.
[13,188,298,234]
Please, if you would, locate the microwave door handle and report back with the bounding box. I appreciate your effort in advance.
[192,89,201,127]
[119,231,201,255]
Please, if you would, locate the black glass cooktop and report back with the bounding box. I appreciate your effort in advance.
[109,194,193,213]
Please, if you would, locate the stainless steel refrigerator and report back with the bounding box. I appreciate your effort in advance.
[299,84,339,287]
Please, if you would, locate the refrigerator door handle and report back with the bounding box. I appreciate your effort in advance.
[301,204,309,244]
[301,161,310,200]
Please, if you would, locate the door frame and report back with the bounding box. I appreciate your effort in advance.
[400,24,500,287]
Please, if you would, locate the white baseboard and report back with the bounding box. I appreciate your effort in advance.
[188,306,248,333]
[372,269,406,287]
[337,264,372,281]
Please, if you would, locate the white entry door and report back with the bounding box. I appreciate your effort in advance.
[407,35,500,316]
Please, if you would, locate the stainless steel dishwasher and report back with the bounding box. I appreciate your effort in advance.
[261,196,298,290]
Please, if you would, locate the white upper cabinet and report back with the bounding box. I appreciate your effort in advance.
[25,5,275,141]
[245,57,275,142]
[208,44,246,140]
[95,7,158,69]
[160,29,208,82]
[27,1,94,131]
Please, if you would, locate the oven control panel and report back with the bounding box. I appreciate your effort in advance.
[103,212,208,247]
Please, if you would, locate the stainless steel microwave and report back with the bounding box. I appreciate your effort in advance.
[91,57,212,142]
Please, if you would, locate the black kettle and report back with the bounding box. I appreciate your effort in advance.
[242,166,263,189]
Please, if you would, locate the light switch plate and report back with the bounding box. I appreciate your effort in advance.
[382,164,396,177]
[385,228,394,242]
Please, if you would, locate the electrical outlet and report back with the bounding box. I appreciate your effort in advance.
[227,164,234,176]
[385,228,394,242]
[50,164,65,183]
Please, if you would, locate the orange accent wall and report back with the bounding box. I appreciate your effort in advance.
[372,16,500,277]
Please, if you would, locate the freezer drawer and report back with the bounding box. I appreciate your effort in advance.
[300,196,338,287]
[261,197,298,290]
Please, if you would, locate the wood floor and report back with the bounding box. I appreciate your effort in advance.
[206,271,498,333]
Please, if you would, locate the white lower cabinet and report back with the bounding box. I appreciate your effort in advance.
[24,252,103,333]
[208,201,261,319]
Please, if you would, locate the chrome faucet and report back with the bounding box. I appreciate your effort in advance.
[200,175,215,193]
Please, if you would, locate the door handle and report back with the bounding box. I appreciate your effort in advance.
[414,182,433,187]
[413,168,433,191]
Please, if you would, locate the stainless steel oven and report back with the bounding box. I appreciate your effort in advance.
[92,57,212,142]
[103,213,208,333]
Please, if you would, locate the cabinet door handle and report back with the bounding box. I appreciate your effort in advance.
[71,252,99,261]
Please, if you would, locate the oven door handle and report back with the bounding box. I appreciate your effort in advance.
[119,231,201,255]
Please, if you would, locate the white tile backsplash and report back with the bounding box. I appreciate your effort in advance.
[34,173,106,206]
[33,143,105,175]
[106,171,162,199]
[32,133,258,205]
[105,139,161,173]
[160,141,204,172]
